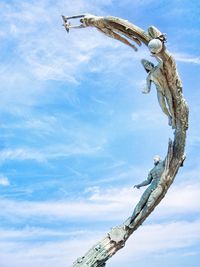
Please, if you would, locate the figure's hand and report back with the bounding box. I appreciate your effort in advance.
[134,185,140,189]
[141,88,149,94]
[62,16,71,32]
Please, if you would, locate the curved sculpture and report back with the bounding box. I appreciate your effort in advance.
[62,14,189,267]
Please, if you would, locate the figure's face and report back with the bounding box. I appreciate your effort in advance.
[154,159,159,165]
[144,61,153,71]
[80,18,88,26]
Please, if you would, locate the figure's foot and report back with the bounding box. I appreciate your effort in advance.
[123,217,132,228]
[172,119,176,129]
[123,216,136,229]
[180,154,186,167]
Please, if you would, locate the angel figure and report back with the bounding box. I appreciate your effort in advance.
[141,54,175,128]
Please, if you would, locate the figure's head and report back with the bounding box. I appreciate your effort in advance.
[141,59,154,73]
[153,155,161,165]
[148,38,163,54]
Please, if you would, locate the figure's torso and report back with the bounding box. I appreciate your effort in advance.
[149,67,168,94]
[149,161,165,189]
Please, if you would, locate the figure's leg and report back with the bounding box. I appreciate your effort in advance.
[136,185,163,224]
[164,90,176,128]
[157,91,172,126]
[131,187,152,221]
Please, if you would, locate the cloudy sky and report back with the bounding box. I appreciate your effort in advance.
[0,0,200,266]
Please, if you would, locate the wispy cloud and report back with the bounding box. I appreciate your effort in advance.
[0,196,131,222]
[0,0,118,114]
[0,0,121,84]
[174,52,200,64]
[1,180,200,223]
[0,219,199,267]
[0,227,89,240]
[0,0,152,119]
[0,148,46,163]
[0,232,101,267]
[0,142,104,164]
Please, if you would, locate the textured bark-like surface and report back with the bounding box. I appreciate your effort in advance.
[63,15,189,267]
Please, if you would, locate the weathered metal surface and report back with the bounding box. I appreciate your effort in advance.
[62,14,189,267]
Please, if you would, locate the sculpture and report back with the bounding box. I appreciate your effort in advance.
[62,14,189,267]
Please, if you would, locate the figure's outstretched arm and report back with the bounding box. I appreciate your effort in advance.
[62,15,88,32]
[134,173,153,188]
[142,75,152,94]
[66,24,86,30]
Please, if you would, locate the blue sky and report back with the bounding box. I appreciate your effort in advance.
[0,0,200,266]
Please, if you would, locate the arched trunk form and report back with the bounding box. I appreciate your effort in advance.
[62,15,189,267]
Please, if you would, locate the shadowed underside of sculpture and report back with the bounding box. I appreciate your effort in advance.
[62,14,189,267]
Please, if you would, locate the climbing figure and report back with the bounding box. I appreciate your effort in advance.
[131,155,165,221]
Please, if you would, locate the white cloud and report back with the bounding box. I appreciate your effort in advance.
[1,180,200,222]
[0,0,118,84]
[0,0,151,85]
[156,182,200,216]
[0,235,99,267]
[174,52,200,64]
[0,227,88,240]
[0,0,156,117]
[0,142,104,163]
[110,219,200,266]
[0,169,199,267]
[0,175,10,186]
[0,197,131,222]
[0,1,115,114]
[0,219,200,267]
[0,148,46,163]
